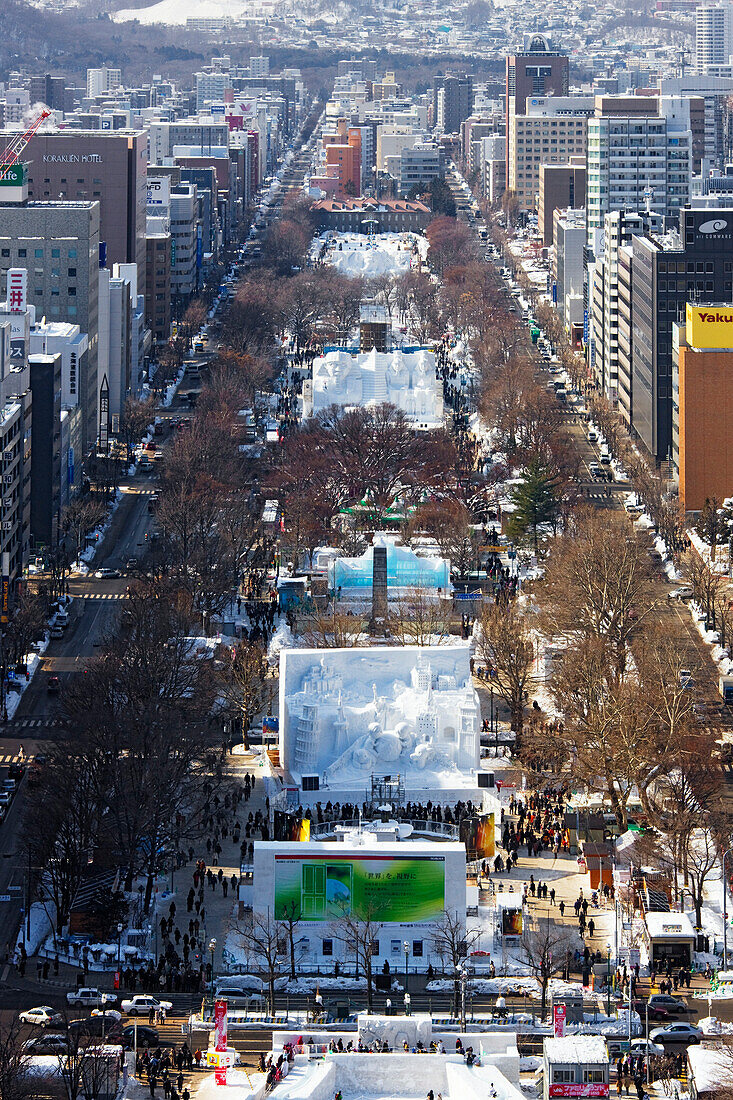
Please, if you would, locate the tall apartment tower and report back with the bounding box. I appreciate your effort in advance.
[433,76,474,135]
[505,37,569,168]
[586,97,692,239]
[86,67,122,98]
[695,4,733,72]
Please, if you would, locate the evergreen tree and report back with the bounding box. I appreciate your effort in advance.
[508,460,561,551]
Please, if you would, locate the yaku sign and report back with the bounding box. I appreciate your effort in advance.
[42,153,103,163]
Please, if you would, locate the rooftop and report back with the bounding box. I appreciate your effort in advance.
[544,1036,609,1062]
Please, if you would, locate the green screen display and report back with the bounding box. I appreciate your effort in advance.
[273,855,445,922]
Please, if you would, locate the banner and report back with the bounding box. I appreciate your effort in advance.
[501,907,523,936]
[548,1088,609,1098]
[460,814,495,859]
[274,854,445,922]
[213,999,227,1052]
[553,1004,566,1037]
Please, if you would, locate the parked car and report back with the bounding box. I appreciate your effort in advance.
[122,1025,159,1049]
[19,1006,64,1028]
[49,625,64,639]
[631,999,668,1022]
[91,1008,123,1023]
[649,1022,702,1045]
[120,995,172,1016]
[22,1034,69,1055]
[66,988,116,1009]
[95,568,121,579]
[47,676,61,695]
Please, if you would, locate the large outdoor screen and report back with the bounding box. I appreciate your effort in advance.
[273,854,445,922]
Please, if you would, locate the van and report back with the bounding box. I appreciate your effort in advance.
[587,427,598,443]
[599,446,611,464]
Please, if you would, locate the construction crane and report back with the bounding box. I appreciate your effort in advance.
[0,108,51,182]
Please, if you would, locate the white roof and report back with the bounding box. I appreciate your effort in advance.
[644,911,695,939]
[687,1046,731,1093]
[495,892,522,910]
[545,1036,608,1063]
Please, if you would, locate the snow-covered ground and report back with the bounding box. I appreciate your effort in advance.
[113,0,264,24]
[312,232,427,279]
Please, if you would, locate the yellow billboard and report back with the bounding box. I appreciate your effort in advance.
[686,303,733,348]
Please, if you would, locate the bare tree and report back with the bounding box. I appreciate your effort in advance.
[0,1021,32,1100]
[521,912,576,1021]
[475,602,537,736]
[392,587,455,646]
[332,904,385,1011]
[235,908,287,1014]
[431,909,480,1016]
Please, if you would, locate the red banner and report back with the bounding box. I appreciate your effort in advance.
[215,1068,227,1086]
[548,1086,609,1098]
[214,999,228,1052]
[553,1004,566,1037]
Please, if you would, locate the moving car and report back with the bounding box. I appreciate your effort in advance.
[47,676,61,695]
[120,994,173,1016]
[95,568,121,579]
[66,988,116,1009]
[69,1016,122,1041]
[667,586,693,601]
[19,1006,64,1028]
[649,1022,702,1045]
[122,1024,159,1049]
[647,993,692,1016]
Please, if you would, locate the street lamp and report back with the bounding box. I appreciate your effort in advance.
[209,938,217,998]
[403,941,409,993]
[606,943,611,1017]
[723,849,733,969]
[457,964,467,1032]
[117,922,123,969]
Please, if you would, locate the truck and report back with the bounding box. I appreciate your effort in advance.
[720,675,733,704]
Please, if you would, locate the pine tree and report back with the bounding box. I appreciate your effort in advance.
[508,459,561,551]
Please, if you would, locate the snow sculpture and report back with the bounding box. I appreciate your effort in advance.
[329,534,450,595]
[279,645,480,784]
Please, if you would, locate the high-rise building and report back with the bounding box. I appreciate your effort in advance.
[0,129,148,279]
[86,67,122,99]
[506,37,569,170]
[588,210,663,412]
[539,159,587,245]
[586,97,692,239]
[672,302,733,509]
[552,208,586,332]
[29,352,61,548]
[508,96,593,212]
[195,71,232,111]
[28,74,67,112]
[628,206,733,462]
[0,176,100,456]
[433,76,474,136]
[249,56,270,78]
[145,223,171,346]
[695,3,733,72]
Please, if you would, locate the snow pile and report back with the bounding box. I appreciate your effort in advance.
[425,976,580,999]
[77,489,124,566]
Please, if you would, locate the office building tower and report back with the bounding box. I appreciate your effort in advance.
[695,3,733,71]
[1,129,148,278]
[145,223,171,346]
[195,71,232,111]
[29,352,62,548]
[506,37,569,169]
[629,206,733,462]
[508,96,593,212]
[28,74,67,112]
[552,208,586,332]
[539,159,587,245]
[0,177,100,455]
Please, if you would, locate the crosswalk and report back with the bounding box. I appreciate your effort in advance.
[79,592,128,601]
[8,716,64,731]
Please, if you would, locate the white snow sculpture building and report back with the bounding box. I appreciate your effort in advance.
[300,346,444,429]
[279,645,483,803]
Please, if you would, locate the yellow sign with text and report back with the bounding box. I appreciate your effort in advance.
[686,303,733,348]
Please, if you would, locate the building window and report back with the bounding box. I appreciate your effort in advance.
[68,287,76,296]
[68,306,77,316]
[584,1071,605,1084]
[0,249,8,258]
[17,249,26,258]
[34,249,43,259]
[322,939,333,956]
[68,249,77,258]
[412,940,423,957]
[553,1070,574,1084]
[68,268,76,277]
[52,248,60,258]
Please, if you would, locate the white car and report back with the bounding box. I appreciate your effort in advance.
[120,995,173,1016]
[19,1006,63,1028]
[66,988,117,1008]
[91,1007,123,1022]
